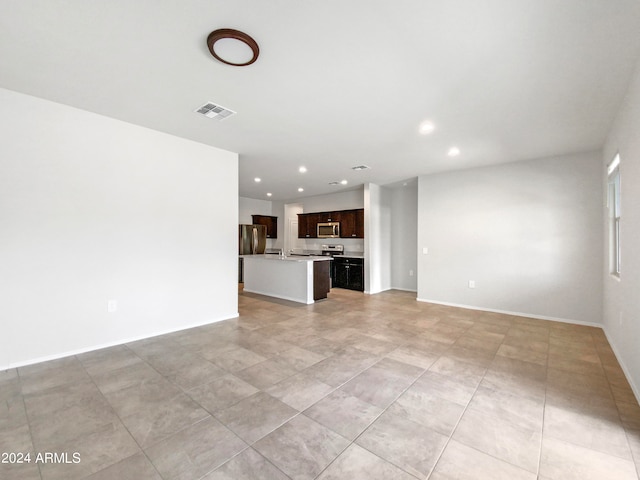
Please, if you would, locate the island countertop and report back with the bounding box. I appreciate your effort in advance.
[240,254,331,262]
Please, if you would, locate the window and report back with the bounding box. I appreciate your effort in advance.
[608,153,621,277]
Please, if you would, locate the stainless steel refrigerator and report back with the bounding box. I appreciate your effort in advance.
[239,224,267,255]
[239,224,267,282]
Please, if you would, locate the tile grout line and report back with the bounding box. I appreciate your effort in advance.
[15,367,44,480]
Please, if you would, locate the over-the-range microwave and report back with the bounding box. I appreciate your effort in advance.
[317,222,340,238]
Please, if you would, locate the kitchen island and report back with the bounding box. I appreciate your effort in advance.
[241,254,332,304]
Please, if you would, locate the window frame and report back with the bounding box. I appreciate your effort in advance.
[607,153,621,278]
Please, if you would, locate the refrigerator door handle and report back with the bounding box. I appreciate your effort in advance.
[252,227,258,254]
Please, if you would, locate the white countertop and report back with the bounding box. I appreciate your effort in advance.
[240,254,331,262]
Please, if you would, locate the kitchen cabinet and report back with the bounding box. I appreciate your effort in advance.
[339,209,365,238]
[298,213,319,238]
[319,211,341,223]
[252,215,278,238]
[332,257,364,291]
[298,209,364,239]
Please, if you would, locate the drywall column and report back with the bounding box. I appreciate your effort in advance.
[364,183,391,294]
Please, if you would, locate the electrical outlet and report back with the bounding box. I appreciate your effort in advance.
[422,247,428,255]
[468,280,475,289]
[107,300,118,313]
[409,270,414,276]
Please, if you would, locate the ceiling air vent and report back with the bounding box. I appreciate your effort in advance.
[195,102,236,120]
[351,165,371,171]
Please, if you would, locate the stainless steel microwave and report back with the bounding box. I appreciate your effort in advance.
[317,222,340,238]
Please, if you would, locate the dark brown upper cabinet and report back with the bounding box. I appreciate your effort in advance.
[252,215,278,238]
[297,213,320,238]
[297,209,364,239]
[339,209,364,238]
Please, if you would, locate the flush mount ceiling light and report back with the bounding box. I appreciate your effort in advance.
[298,187,304,192]
[267,192,272,197]
[448,147,461,157]
[254,177,261,183]
[207,29,259,66]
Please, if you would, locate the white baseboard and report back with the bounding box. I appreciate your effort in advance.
[416,297,600,327]
[390,287,418,293]
[2,312,239,372]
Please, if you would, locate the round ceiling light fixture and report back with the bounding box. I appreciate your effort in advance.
[207,29,260,66]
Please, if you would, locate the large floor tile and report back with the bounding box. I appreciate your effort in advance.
[38,421,140,480]
[77,345,142,377]
[453,406,541,473]
[356,410,448,478]
[235,357,299,389]
[187,374,259,413]
[304,390,383,440]
[316,443,416,480]
[266,372,334,410]
[86,452,162,480]
[339,358,424,408]
[214,391,297,443]
[254,415,349,480]
[539,436,638,480]
[208,346,267,373]
[145,416,246,480]
[0,424,41,480]
[430,439,536,480]
[303,348,379,387]
[387,380,465,436]
[202,447,289,480]
[543,403,633,459]
[467,384,544,431]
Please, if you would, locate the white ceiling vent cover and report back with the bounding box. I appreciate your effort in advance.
[195,102,236,120]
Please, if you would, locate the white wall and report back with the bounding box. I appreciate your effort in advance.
[417,151,603,324]
[365,183,392,294]
[603,58,640,400]
[0,88,239,369]
[239,196,272,224]
[298,189,364,212]
[390,183,418,291]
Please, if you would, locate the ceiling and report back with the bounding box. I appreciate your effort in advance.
[2,1,640,201]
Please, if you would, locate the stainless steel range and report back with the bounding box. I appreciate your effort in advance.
[321,244,344,288]
[320,244,344,257]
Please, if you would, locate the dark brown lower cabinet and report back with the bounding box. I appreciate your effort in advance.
[313,260,331,301]
[332,257,364,291]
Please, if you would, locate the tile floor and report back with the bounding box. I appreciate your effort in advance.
[1,288,639,479]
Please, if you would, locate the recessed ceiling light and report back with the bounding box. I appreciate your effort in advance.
[352,165,371,171]
[340,180,348,185]
[298,187,304,192]
[206,29,260,66]
[266,192,272,197]
[419,121,435,135]
[254,177,261,182]
[448,147,461,157]
[299,166,307,173]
